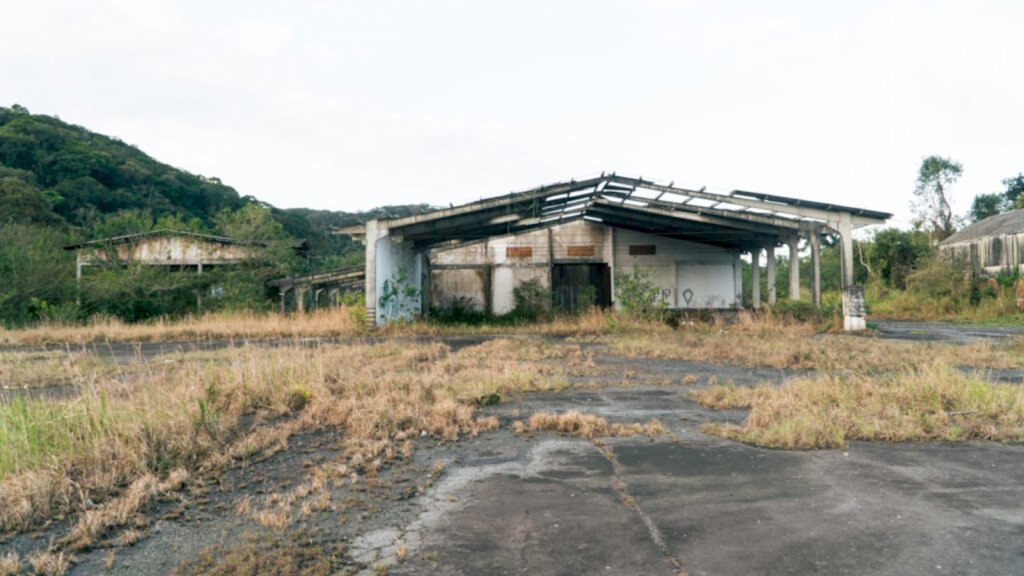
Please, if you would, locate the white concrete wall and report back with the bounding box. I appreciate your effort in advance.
[373,232,422,324]
[612,228,740,309]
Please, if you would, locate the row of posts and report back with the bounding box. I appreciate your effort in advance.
[278,286,344,314]
[749,234,822,309]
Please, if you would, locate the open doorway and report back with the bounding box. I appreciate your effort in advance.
[551,263,611,314]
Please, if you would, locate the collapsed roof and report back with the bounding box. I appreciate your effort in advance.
[335,174,891,251]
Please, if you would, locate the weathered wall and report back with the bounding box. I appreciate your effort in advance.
[81,236,253,266]
[429,221,741,313]
[942,234,1024,276]
[612,228,740,308]
[430,220,610,314]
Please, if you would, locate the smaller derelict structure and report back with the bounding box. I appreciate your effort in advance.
[64,229,259,276]
[940,209,1024,276]
[335,174,891,330]
[63,229,261,308]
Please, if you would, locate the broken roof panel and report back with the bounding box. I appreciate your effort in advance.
[334,173,892,250]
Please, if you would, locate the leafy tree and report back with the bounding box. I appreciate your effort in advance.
[912,156,962,241]
[969,193,1007,222]
[1003,173,1024,209]
[0,177,62,225]
[869,228,932,290]
[0,223,76,325]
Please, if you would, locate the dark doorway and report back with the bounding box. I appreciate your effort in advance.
[552,263,611,314]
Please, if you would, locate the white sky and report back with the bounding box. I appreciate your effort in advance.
[3,0,1023,228]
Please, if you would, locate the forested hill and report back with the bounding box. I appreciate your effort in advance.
[0,104,431,261]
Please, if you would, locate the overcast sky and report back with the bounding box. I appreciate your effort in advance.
[4,0,1023,228]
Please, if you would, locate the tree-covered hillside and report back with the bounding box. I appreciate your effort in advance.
[0,104,431,324]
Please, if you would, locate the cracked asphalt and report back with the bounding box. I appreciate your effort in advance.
[382,387,1024,576]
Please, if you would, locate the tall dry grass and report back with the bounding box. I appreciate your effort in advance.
[0,338,587,537]
[0,307,367,346]
[695,362,1024,448]
[607,310,1024,372]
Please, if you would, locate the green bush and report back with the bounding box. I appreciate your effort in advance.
[512,278,551,321]
[615,267,666,321]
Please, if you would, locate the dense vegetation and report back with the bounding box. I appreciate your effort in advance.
[1,104,1021,326]
[0,105,428,325]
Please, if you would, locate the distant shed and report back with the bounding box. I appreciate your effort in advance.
[64,229,259,276]
[941,210,1024,275]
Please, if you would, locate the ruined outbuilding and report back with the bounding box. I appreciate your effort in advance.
[335,174,891,330]
[64,229,259,275]
[941,209,1024,276]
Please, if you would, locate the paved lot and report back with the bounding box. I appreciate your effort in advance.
[386,387,1024,576]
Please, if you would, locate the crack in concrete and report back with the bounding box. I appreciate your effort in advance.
[593,439,688,576]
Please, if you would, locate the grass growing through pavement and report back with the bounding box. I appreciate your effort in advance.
[0,338,591,542]
[516,410,668,439]
[695,362,1024,448]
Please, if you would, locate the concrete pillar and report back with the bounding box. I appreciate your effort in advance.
[328,288,339,308]
[367,220,424,326]
[766,245,777,306]
[297,287,307,313]
[837,215,855,289]
[810,232,822,308]
[313,288,324,310]
[75,253,83,306]
[279,288,290,314]
[788,236,800,301]
[751,248,761,310]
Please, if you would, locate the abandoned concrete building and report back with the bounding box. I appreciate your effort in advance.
[941,209,1024,276]
[64,229,260,308]
[64,229,259,276]
[337,174,891,330]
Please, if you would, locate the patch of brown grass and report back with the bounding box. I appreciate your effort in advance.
[24,551,69,576]
[63,469,187,551]
[0,552,20,576]
[695,363,1024,448]
[519,410,668,439]
[173,536,334,576]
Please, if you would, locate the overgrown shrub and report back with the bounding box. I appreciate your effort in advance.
[511,278,551,321]
[615,267,666,321]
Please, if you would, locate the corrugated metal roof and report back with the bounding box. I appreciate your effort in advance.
[943,209,1024,244]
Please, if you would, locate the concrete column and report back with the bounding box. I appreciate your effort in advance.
[368,221,423,326]
[328,288,339,308]
[313,288,323,310]
[297,287,307,313]
[75,253,83,306]
[279,288,290,314]
[837,215,855,289]
[766,245,777,306]
[751,248,761,310]
[810,232,822,307]
[788,236,800,301]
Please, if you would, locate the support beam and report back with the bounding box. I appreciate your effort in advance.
[766,245,776,306]
[751,248,761,310]
[810,232,822,307]
[296,287,307,313]
[788,236,800,301]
